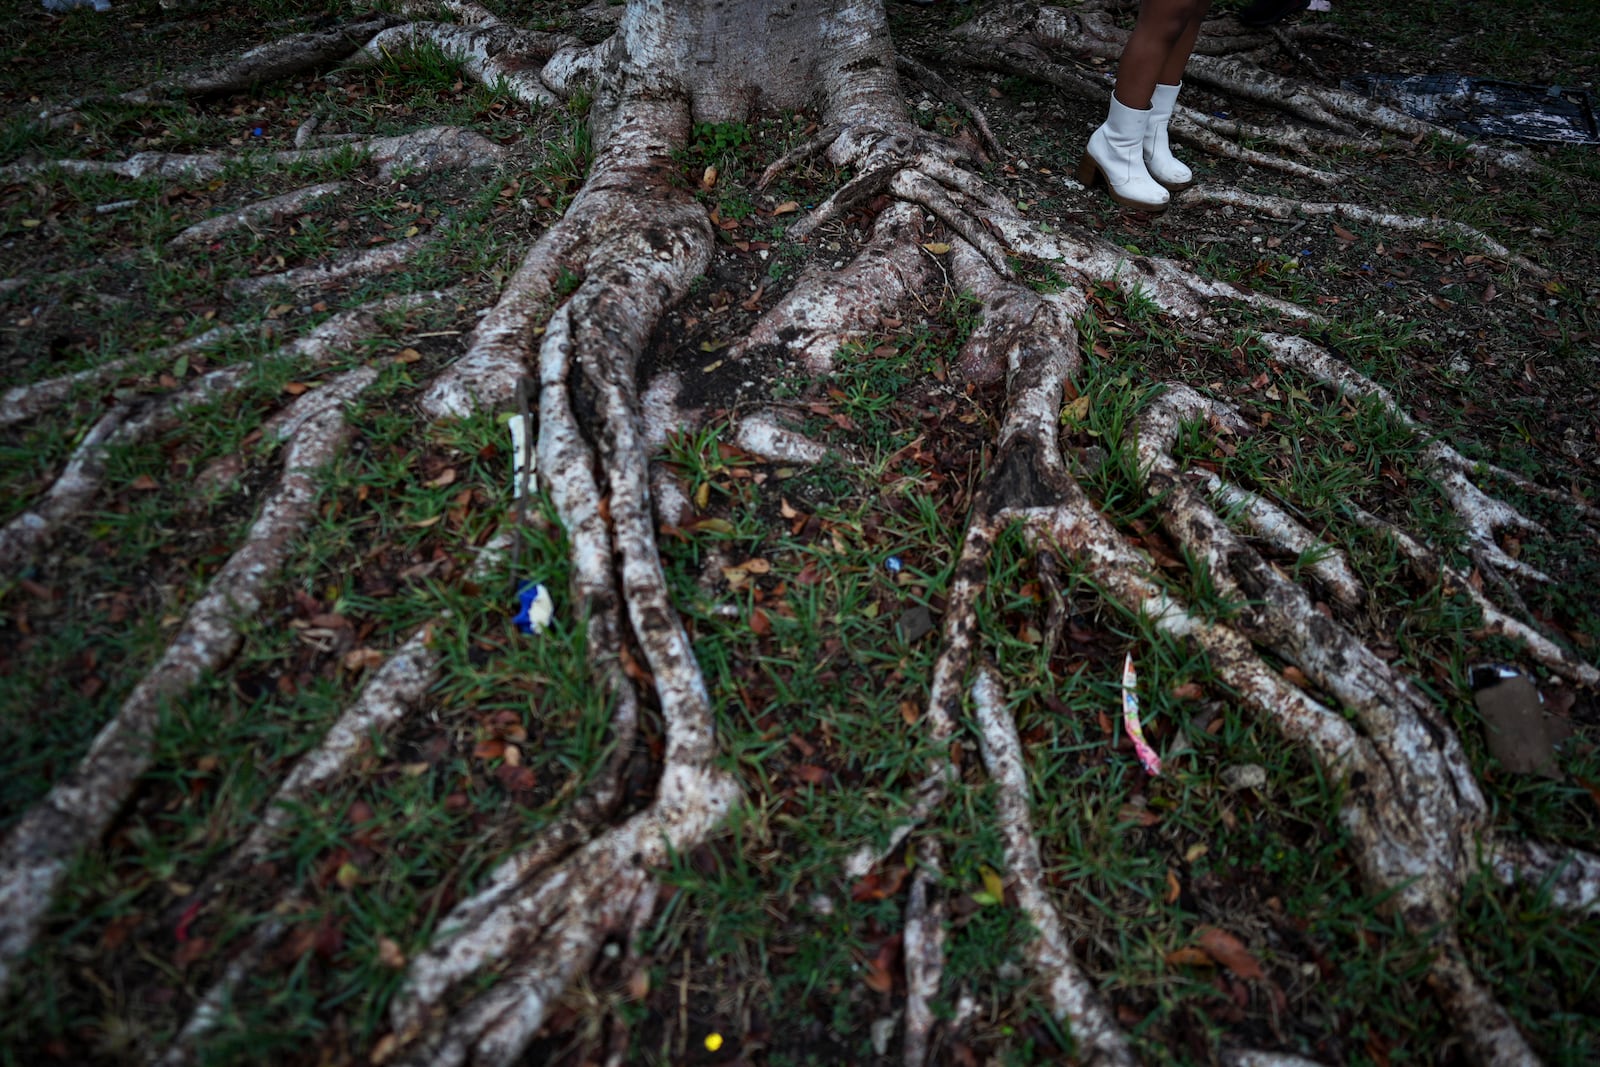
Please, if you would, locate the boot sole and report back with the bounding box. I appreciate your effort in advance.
[1077,154,1169,213]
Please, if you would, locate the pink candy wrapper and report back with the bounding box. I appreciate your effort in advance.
[1121,652,1162,776]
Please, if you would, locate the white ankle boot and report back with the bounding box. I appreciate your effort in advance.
[1079,95,1169,212]
[1144,82,1193,191]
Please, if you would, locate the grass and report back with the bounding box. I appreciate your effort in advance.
[3,0,1600,1065]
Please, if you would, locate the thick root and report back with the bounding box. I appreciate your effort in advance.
[0,126,507,185]
[0,371,373,986]
[1186,187,1546,275]
[971,667,1138,1066]
[167,182,350,249]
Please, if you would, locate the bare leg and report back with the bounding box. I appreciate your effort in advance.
[1161,2,1212,85]
[1113,0,1211,108]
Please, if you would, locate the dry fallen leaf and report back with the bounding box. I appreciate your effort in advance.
[772,200,799,215]
[1165,946,1212,968]
[342,647,384,671]
[921,241,952,255]
[1196,926,1265,980]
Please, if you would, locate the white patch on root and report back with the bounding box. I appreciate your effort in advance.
[1222,1052,1332,1067]
[639,370,689,452]
[971,667,1137,1066]
[733,411,829,465]
[0,370,374,987]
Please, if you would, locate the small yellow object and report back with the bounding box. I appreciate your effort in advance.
[704,1033,724,1052]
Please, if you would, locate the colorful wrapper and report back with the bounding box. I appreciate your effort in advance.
[1122,652,1162,775]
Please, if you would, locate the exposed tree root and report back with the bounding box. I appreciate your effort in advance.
[1259,331,1592,583]
[167,182,350,248]
[384,92,739,1067]
[992,211,1315,324]
[1171,115,1343,186]
[732,412,832,465]
[1,294,434,565]
[1198,471,1365,609]
[1347,507,1599,688]
[1486,837,1600,917]
[0,126,507,185]
[0,370,374,987]
[1180,53,1542,175]
[901,836,946,1067]
[33,16,400,129]
[844,517,991,881]
[1182,109,1367,156]
[1184,187,1546,275]
[725,201,936,376]
[228,231,444,297]
[0,405,135,566]
[0,324,244,430]
[156,529,514,1066]
[896,53,1003,160]
[971,667,1137,1067]
[352,21,578,111]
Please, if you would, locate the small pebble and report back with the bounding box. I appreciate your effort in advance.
[1220,764,1268,791]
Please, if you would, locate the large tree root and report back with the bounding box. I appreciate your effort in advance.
[167,182,350,249]
[0,371,374,987]
[971,667,1137,1067]
[1258,331,1595,581]
[32,16,401,129]
[158,529,516,1066]
[0,324,244,429]
[856,212,1589,1061]
[0,126,507,185]
[0,294,435,567]
[1184,187,1546,275]
[229,232,444,297]
[351,20,579,111]
[383,91,739,1067]
[725,201,936,376]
